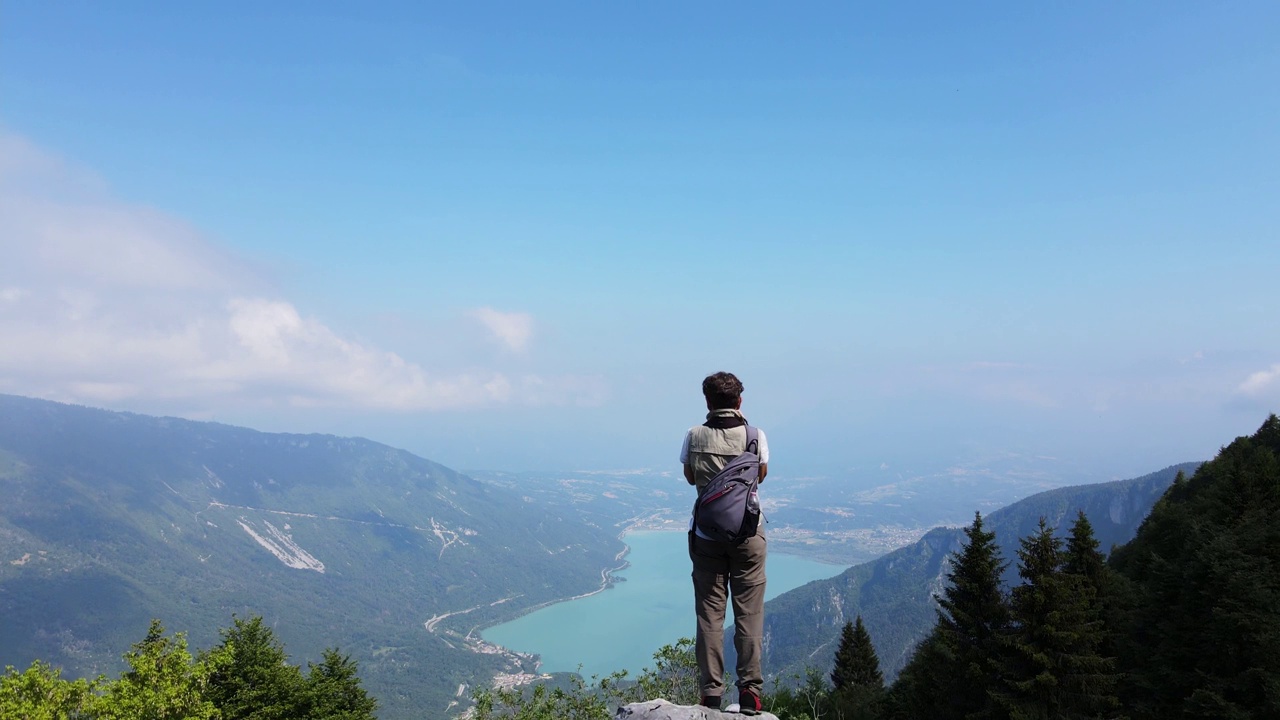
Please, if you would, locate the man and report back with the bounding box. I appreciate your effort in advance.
[679,371,769,714]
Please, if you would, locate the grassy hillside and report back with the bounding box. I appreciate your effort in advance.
[0,394,625,719]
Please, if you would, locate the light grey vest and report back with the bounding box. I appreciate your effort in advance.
[687,409,752,493]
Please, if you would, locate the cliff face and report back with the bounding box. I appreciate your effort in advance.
[759,463,1199,679]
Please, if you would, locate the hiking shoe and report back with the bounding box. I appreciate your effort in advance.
[738,688,762,715]
[700,695,721,710]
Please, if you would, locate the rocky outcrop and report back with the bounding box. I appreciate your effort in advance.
[616,698,780,720]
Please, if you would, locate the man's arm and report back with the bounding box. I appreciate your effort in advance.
[680,430,695,485]
[758,430,769,482]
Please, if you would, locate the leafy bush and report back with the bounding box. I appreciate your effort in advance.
[469,638,702,720]
[0,616,376,720]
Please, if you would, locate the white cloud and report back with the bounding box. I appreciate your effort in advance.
[469,307,534,352]
[0,131,602,412]
[1237,364,1280,398]
[2,136,245,294]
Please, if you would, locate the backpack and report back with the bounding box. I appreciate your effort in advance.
[692,425,762,544]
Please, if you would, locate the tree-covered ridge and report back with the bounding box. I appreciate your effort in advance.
[1109,414,1280,718]
[0,394,626,719]
[0,616,375,720]
[761,461,1199,681]
[875,415,1280,719]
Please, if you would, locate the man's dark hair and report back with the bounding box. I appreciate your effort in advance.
[702,372,744,409]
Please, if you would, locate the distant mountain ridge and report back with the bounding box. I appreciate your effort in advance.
[0,394,624,719]
[760,462,1201,679]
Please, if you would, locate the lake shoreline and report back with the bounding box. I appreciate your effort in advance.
[469,525,638,642]
[481,530,850,678]
[472,525,847,640]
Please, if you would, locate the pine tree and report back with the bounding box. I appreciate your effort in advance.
[992,519,1061,720]
[303,649,378,720]
[1062,511,1104,585]
[832,620,858,692]
[994,518,1117,720]
[830,616,885,720]
[931,509,1008,717]
[831,617,884,691]
[202,615,305,720]
[1062,510,1125,674]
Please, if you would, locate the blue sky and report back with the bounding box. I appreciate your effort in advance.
[1,2,1277,478]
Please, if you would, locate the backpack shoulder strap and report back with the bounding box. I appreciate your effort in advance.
[744,425,759,455]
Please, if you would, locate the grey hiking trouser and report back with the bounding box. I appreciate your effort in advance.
[690,530,767,698]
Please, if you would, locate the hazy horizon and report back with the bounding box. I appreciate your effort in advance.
[2,3,1277,478]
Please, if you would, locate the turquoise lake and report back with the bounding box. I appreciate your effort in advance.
[482,531,847,678]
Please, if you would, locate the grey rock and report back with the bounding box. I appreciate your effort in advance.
[616,698,780,720]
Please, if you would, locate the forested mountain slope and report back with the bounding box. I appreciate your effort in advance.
[0,394,624,719]
[760,462,1199,680]
[1107,415,1280,717]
